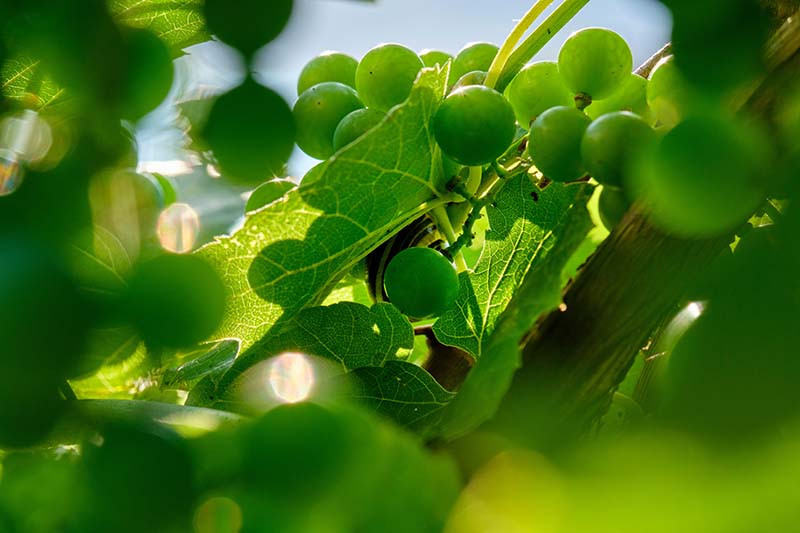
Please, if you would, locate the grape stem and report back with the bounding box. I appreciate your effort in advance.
[432,205,469,271]
[484,0,555,90]
[496,0,592,91]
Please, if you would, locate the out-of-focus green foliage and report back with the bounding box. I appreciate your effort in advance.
[1,0,800,531]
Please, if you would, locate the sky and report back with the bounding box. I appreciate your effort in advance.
[137,0,672,176]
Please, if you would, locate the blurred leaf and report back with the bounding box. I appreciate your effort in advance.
[438,185,594,439]
[346,361,455,436]
[109,0,209,55]
[197,67,450,350]
[190,302,416,406]
[433,175,581,358]
[71,226,132,297]
[0,55,71,113]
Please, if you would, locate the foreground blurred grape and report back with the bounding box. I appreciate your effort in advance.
[124,254,225,348]
[82,422,197,532]
[204,0,293,57]
[627,115,770,238]
[119,27,174,121]
[203,79,295,184]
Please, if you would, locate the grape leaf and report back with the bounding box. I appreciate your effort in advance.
[189,302,416,406]
[436,185,594,438]
[109,0,209,55]
[161,340,239,390]
[197,67,449,350]
[71,226,132,297]
[0,56,71,113]
[345,361,455,436]
[433,174,578,358]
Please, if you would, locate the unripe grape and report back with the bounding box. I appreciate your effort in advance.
[332,108,385,151]
[586,73,651,122]
[581,111,656,188]
[450,70,487,91]
[646,56,703,129]
[297,51,358,95]
[355,44,423,112]
[528,106,591,182]
[557,28,632,100]
[294,82,364,159]
[419,49,452,68]
[451,42,499,85]
[597,186,631,230]
[203,79,295,184]
[383,247,459,319]
[434,85,516,166]
[505,61,574,129]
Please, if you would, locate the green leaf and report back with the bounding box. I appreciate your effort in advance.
[433,174,579,358]
[437,184,594,439]
[190,302,415,406]
[109,0,209,55]
[345,361,455,436]
[197,67,450,350]
[161,340,239,390]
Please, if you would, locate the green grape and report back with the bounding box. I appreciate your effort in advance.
[626,114,770,238]
[332,108,385,151]
[125,253,226,348]
[434,85,516,166]
[246,178,296,212]
[419,49,452,67]
[597,186,631,230]
[383,247,459,319]
[646,56,701,129]
[450,70,487,91]
[505,61,574,129]
[294,81,364,159]
[355,44,423,112]
[528,106,592,182]
[450,42,499,85]
[586,73,651,122]
[203,79,295,184]
[83,422,196,532]
[119,28,174,121]
[557,28,633,100]
[580,111,656,188]
[203,0,293,56]
[297,51,358,95]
